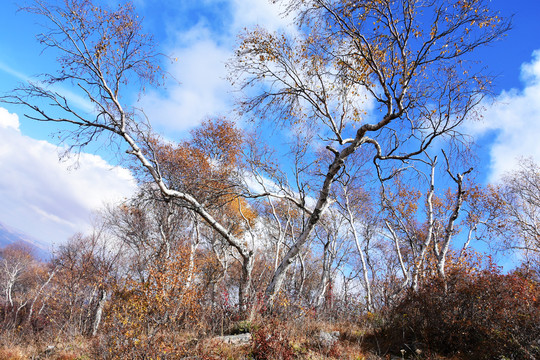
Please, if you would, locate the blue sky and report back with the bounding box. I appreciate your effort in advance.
[0,0,539,248]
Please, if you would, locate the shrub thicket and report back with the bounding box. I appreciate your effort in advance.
[378,263,540,359]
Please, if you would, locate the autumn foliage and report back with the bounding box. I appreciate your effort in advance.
[378,253,540,359]
[103,246,204,359]
[1,0,537,359]
[151,118,244,207]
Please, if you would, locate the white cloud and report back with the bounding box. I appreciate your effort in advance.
[230,0,295,34]
[0,108,137,248]
[138,0,295,134]
[470,50,540,182]
[139,36,233,132]
[0,107,19,130]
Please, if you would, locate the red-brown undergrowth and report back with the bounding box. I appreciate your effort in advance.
[377,264,540,359]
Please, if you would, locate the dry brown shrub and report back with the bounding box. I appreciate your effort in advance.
[377,257,540,360]
[100,245,206,359]
[0,347,25,360]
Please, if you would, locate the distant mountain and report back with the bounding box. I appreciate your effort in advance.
[0,222,51,260]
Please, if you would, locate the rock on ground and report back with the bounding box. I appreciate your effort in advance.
[318,330,340,347]
[216,333,252,345]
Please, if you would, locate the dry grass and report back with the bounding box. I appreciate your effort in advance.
[0,318,471,360]
[0,334,93,360]
[0,347,27,360]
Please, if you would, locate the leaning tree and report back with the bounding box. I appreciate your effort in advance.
[230,0,510,304]
[1,0,256,312]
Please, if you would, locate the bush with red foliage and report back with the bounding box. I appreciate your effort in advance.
[378,264,540,359]
[251,319,296,360]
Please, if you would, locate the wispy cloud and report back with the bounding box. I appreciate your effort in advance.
[138,36,233,133]
[0,62,30,82]
[137,0,295,135]
[0,61,94,113]
[229,0,295,34]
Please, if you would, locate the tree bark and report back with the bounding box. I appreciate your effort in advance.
[91,288,107,337]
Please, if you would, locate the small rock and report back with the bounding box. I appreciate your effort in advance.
[318,330,340,347]
[217,333,252,345]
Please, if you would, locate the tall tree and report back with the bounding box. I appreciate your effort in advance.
[232,0,509,304]
[1,0,255,312]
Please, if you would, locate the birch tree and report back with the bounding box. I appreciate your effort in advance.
[1,0,255,313]
[232,0,509,304]
[501,159,540,269]
[336,181,376,311]
[0,243,34,309]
